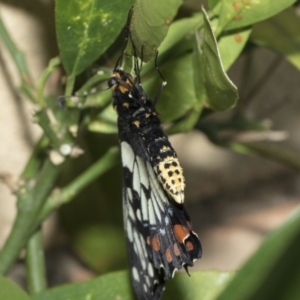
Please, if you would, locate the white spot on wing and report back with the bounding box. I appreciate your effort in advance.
[126,219,133,242]
[159,228,166,235]
[127,187,133,202]
[148,263,154,277]
[168,208,173,216]
[133,161,141,193]
[146,275,150,287]
[136,209,142,222]
[172,267,178,278]
[132,266,139,282]
[148,200,156,225]
[121,142,134,171]
[140,233,147,254]
[146,162,168,207]
[128,203,135,221]
[141,189,148,221]
[133,241,137,254]
[165,216,169,225]
[134,231,146,270]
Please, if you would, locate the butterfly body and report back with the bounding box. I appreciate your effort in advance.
[109,68,202,300]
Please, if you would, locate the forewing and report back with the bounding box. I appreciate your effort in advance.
[121,141,165,300]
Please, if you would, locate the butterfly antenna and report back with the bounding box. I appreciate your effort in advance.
[113,6,135,71]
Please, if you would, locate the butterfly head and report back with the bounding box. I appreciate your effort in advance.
[108,69,135,94]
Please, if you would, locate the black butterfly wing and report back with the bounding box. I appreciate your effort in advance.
[144,160,202,279]
[121,140,165,300]
[120,133,202,300]
[111,67,202,300]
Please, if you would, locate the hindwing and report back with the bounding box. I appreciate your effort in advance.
[120,130,201,300]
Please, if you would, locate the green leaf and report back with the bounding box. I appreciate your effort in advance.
[164,271,234,300]
[130,0,183,62]
[0,276,30,300]
[158,14,203,56]
[144,53,198,123]
[167,106,202,134]
[214,0,296,32]
[33,271,135,300]
[218,26,252,71]
[73,225,126,272]
[250,6,300,71]
[208,0,219,10]
[33,270,233,300]
[195,8,238,111]
[216,205,300,300]
[56,0,133,76]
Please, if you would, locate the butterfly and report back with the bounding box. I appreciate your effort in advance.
[107,7,202,300]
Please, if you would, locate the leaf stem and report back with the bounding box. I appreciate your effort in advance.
[37,57,61,107]
[228,142,300,171]
[65,75,76,96]
[0,159,63,275]
[38,146,120,222]
[26,229,47,294]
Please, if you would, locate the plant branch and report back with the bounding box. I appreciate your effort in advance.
[0,158,64,275]
[26,229,47,295]
[65,75,75,96]
[38,146,120,222]
[228,142,300,171]
[37,57,61,107]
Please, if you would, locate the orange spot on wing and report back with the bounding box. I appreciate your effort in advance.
[186,241,194,252]
[151,235,160,251]
[174,243,180,256]
[165,248,173,263]
[174,224,189,244]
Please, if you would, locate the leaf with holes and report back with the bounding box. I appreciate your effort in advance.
[218,26,252,71]
[214,0,296,32]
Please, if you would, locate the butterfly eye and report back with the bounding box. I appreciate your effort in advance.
[107,77,117,88]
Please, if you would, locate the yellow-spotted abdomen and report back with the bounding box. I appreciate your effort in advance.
[153,157,185,204]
